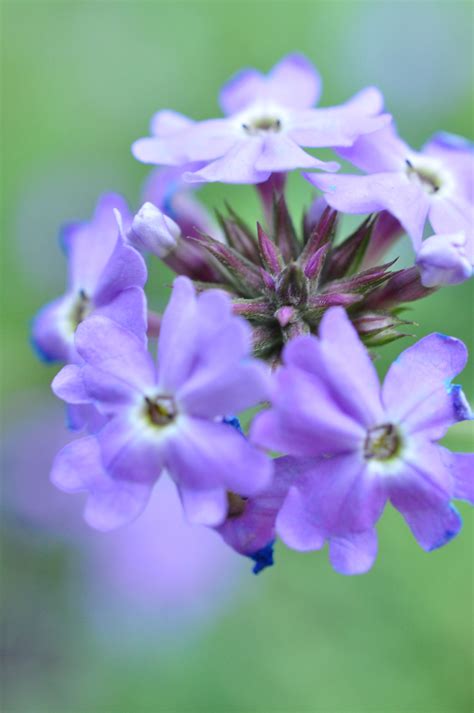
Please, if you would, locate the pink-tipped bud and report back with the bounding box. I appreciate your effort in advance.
[416,232,473,287]
[129,202,180,258]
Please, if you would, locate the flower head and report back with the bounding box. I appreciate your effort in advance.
[32,193,147,363]
[132,53,390,184]
[51,277,273,529]
[305,126,474,250]
[251,307,473,574]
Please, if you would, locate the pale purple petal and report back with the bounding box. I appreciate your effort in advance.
[93,236,147,304]
[329,529,378,575]
[52,364,88,403]
[219,54,322,114]
[450,452,474,504]
[335,123,409,173]
[131,136,189,166]
[428,194,474,239]
[156,276,199,392]
[264,53,322,108]
[164,417,273,496]
[382,333,469,439]
[66,403,108,433]
[422,132,474,203]
[251,367,365,457]
[185,137,269,184]
[276,453,387,546]
[51,436,153,530]
[97,414,165,483]
[416,232,473,287]
[75,316,155,396]
[290,92,389,148]
[65,193,131,294]
[31,295,76,363]
[149,109,195,136]
[178,485,227,526]
[94,286,148,341]
[306,171,430,242]
[389,442,461,551]
[254,132,339,173]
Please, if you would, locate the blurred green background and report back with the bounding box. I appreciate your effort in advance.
[1,2,473,712]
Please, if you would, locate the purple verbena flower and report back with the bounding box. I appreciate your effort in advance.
[305,126,474,263]
[251,307,473,574]
[51,276,273,528]
[132,53,390,184]
[32,193,147,363]
[416,232,473,287]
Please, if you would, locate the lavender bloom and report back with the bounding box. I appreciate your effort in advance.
[251,307,473,574]
[416,232,473,287]
[132,53,390,184]
[32,193,147,363]
[51,276,273,529]
[305,126,474,254]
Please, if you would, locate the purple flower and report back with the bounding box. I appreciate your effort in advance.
[305,126,474,249]
[416,232,473,287]
[51,276,273,528]
[129,202,181,258]
[32,193,147,364]
[132,53,390,184]
[251,307,473,574]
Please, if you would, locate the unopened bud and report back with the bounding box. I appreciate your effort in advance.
[129,202,180,258]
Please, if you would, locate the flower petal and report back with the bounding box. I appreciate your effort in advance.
[51,436,152,530]
[185,137,269,184]
[329,529,378,575]
[164,417,273,496]
[255,133,339,173]
[382,333,469,439]
[94,286,148,342]
[31,295,76,363]
[335,123,409,173]
[178,485,227,526]
[305,171,429,242]
[52,364,89,403]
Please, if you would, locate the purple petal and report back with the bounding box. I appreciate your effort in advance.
[305,171,430,242]
[329,529,378,575]
[422,132,474,203]
[66,403,108,433]
[97,414,165,483]
[388,440,459,550]
[276,453,387,546]
[428,194,474,239]
[149,109,195,136]
[450,452,474,504]
[416,232,473,287]
[178,485,227,526]
[94,286,148,341]
[217,454,296,555]
[52,364,88,403]
[51,436,152,530]
[75,316,155,397]
[131,136,189,166]
[156,276,199,392]
[382,333,469,439]
[254,133,339,173]
[164,417,273,496]
[93,236,147,305]
[185,137,269,184]
[251,367,365,457]
[290,95,389,149]
[219,54,321,115]
[335,123,410,173]
[65,193,131,294]
[31,295,76,363]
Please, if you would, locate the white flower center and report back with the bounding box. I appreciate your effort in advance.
[405,156,452,197]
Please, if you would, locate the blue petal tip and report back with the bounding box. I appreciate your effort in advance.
[247,541,275,574]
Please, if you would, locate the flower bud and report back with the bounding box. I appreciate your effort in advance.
[129,202,180,258]
[416,232,473,287]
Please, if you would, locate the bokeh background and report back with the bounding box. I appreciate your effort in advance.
[1,2,473,712]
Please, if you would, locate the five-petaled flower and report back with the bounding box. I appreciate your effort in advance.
[51,277,273,530]
[132,53,390,184]
[251,307,473,574]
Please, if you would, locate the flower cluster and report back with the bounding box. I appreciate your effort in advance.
[33,54,473,575]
